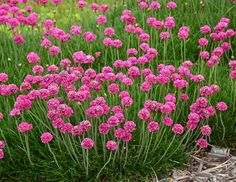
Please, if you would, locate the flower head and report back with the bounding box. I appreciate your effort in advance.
[196,138,208,149]
[17,122,33,133]
[41,132,53,144]
[106,140,118,151]
[81,138,94,149]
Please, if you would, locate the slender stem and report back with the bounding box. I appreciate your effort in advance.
[123,142,128,167]
[143,132,153,164]
[25,134,33,166]
[48,144,61,169]
[96,152,112,179]
[219,112,226,142]
[154,135,176,166]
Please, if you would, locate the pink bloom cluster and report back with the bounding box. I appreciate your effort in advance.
[229,60,236,79]
[0,140,6,159]
[0,0,234,163]
[41,132,53,144]
[198,19,235,66]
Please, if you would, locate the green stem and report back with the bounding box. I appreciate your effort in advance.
[96,152,112,179]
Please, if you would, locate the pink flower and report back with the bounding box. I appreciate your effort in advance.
[100,4,109,13]
[52,118,64,129]
[167,1,177,9]
[71,125,84,136]
[106,140,118,151]
[112,105,123,113]
[173,79,188,89]
[40,0,49,4]
[186,120,197,131]
[27,52,40,64]
[96,15,107,25]
[178,30,189,39]
[200,125,212,136]
[200,86,214,97]
[229,60,236,70]
[140,43,150,52]
[172,124,184,135]
[206,106,216,116]
[196,138,208,149]
[76,0,87,8]
[200,25,211,34]
[221,42,231,51]
[0,112,3,120]
[60,123,73,133]
[17,122,33,133]
[70,25,82,36]
[211,85,220,93]
[49,46,61,56]
[124,121,136,132]
[20,84,32,93]
[188,112,200,123]
[103,38,112,46]
[164,17,175,29]
[199,51,210,60]
[160,103,173,114]
[212,47,224,57]
[139,2,148,9]
[127,49,138,57]
[43,19,55,28]
[47,65,59,72]
[25,6,33,12]
[107,116,120,127]
[180,93,189,101]
[114,128,132,142]
[8,17,19,28]
[196,97,208,107]
[138,108,150,121]
[0,73,8,82]
[83,32,97,42]
[128,66,140,78]
[140,82,152,92]
[108,83,119,94]
[41,38,52,48]
[112,39,123,48]
[198,38,208,46]
[148,121,159,132]
[150,1,161,10]
[32,65,44,74]
[0,140,6,149]
[216,101,228,111]
[99,123,110,135]
[13,34,24,44]
[80,120,91,131]
[119,91,130,99]
[165,94,176,103]
[104,27,115,37]
[90,3,100,11]
[0,149,4,159]
[60,59,71,67]
[81,138,94,149]
[41,132,53,144]
[139,33,150,42]
[10,108,21,116]
[121,97,133,107]
[160,32,171,39]
[53,0,62,5]
[230,70,236,78]
[162,117,173,126]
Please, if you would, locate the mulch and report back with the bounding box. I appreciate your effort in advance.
[152,146,236,182]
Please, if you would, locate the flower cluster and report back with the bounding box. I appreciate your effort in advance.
[0,2,234,176]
